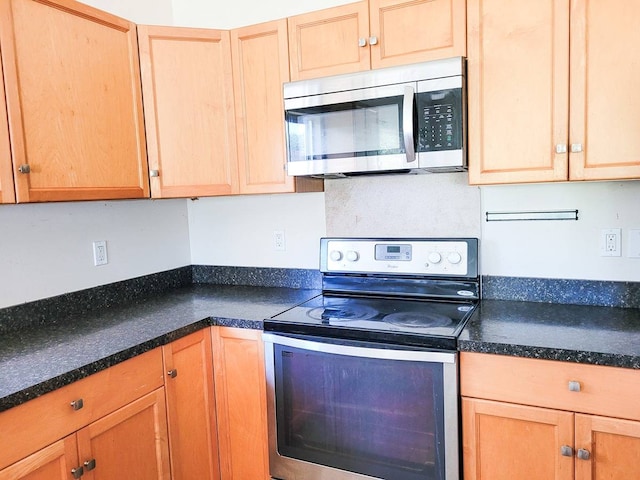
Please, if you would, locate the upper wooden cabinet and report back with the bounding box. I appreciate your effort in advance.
[0,61,14,204]
[231,20,323,195]
[0,0,149,202]
[468,0,640,184]
[288,0,466,80]
[138,26,239,198]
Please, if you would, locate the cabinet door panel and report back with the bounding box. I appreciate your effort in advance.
[138,26,238,198]
[370,0,466,69]
[163,330,220,480]
[575,414,640,480]
[77,388,170,480]
[0,0,149,202]
[569,0,640,180]
[212,327,269,480]
[0,57,15,204]
[232,20,295,194]
[0,436,78,480]
[467,0,570,184]
[288,2,370,80]
[462,398,574,480]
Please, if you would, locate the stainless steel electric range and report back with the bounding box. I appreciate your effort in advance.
[263,237,479,480]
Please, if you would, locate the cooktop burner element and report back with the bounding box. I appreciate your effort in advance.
[264,237,480,349]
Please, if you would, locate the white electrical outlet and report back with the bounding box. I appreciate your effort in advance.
[93,240,108,266]
[274,230,286,251]
[629,229,640,258]
[600,228,621,257]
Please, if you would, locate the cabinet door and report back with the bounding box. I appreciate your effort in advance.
[575,414,640,480]
[462,398,574,480]
[369,0,466,69]
[467,0,570,184]
[76,388,170,480]
[288,2,370,80]
[231,20,295,195]
[0,436,78,480]
[0,0,149,202]
[0,58,15,204]
[212,327,269,480]
[163,330,220,480]
[138,26,238,198]
[569,0,640,180]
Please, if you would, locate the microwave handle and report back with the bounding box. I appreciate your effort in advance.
[403,86,416,163]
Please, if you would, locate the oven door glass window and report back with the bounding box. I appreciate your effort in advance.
[285,96,405,162]
[274,343,446,480]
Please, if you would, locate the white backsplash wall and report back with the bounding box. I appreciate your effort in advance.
[188,193,326,269]
[481,180,640,282]
[0,200,191,309]
[78,0,173,24]
[325,173,482,238]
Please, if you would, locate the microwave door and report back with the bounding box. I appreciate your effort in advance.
[285,83,417,176]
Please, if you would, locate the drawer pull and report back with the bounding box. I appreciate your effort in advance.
[167,369,178,378]
[70,398,84,410]
[84,459,96,471]
[71,466,84,478]
[568,381,581,392]
[577,448,591,460]
[560,445,574,457]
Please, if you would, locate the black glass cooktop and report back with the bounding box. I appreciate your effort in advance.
[265,294,477,349]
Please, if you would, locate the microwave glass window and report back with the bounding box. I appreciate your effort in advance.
[274,343,446,480]
[286,96,405,162]
[416,88,463,152]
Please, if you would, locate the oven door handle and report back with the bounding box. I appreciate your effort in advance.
[262,333,456,364]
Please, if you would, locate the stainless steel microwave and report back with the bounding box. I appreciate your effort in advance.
[283,57,466,178]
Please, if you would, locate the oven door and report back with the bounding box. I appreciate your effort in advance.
[263,333,459,480]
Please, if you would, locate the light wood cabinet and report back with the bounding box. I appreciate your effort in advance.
[212,327,270,480]
[231,20,322,195]
[468,0,640,184]
[0,349,168,479]
[0,60,14,204]
[0,0,149,202]
[288,0,466,80]
[163,330,221,480]
[461,352,640,480]
[138,25,239,198]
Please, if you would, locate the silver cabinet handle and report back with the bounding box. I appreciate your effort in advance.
[568,381,581,392]
[70,398,84,410]
[560,445,574,457]
[18,164,31,174]
[403,86,416,163]
[149,169,160,177]
[555,144,567,154]
[369,35,378,45]
[84,459,96,471]
[577,448,591,460]
[358,37,367,47]
[71,466,84,478]
[167,369,178,378]
[571,143,583,153]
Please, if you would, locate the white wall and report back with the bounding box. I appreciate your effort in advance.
[481,180,640,282]
[0,200,190,309]
[188,193,326,269]
[171,0,355,29]
[78,0,173,24]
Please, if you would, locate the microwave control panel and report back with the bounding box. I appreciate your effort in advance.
[417,88,463,152]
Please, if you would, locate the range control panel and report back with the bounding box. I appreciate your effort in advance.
[321,238,478,278]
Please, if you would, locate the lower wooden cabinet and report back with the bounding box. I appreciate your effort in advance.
[211,327,270,480]
[0,436,78,480]
[163,329,221,480]
[461,352,640,480]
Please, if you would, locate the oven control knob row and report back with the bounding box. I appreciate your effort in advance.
[329,250,343,261]
[345,250,359,262]
[329,250,360,262]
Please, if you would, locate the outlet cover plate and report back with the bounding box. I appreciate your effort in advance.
[600,228,621,257]
[629,229,640,258]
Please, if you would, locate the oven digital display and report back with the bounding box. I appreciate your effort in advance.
[375,244,412,261]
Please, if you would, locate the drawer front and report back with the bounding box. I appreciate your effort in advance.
[460,352,640,421]
[0,348,164,470]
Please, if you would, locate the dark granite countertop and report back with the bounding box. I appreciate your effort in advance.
[0,284,319,413]
[458,299,640,369]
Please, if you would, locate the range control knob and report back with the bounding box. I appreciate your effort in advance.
[428,252,442,264]
[345,250,360,262]
[448,252,462,264]
[329,250,343,262]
